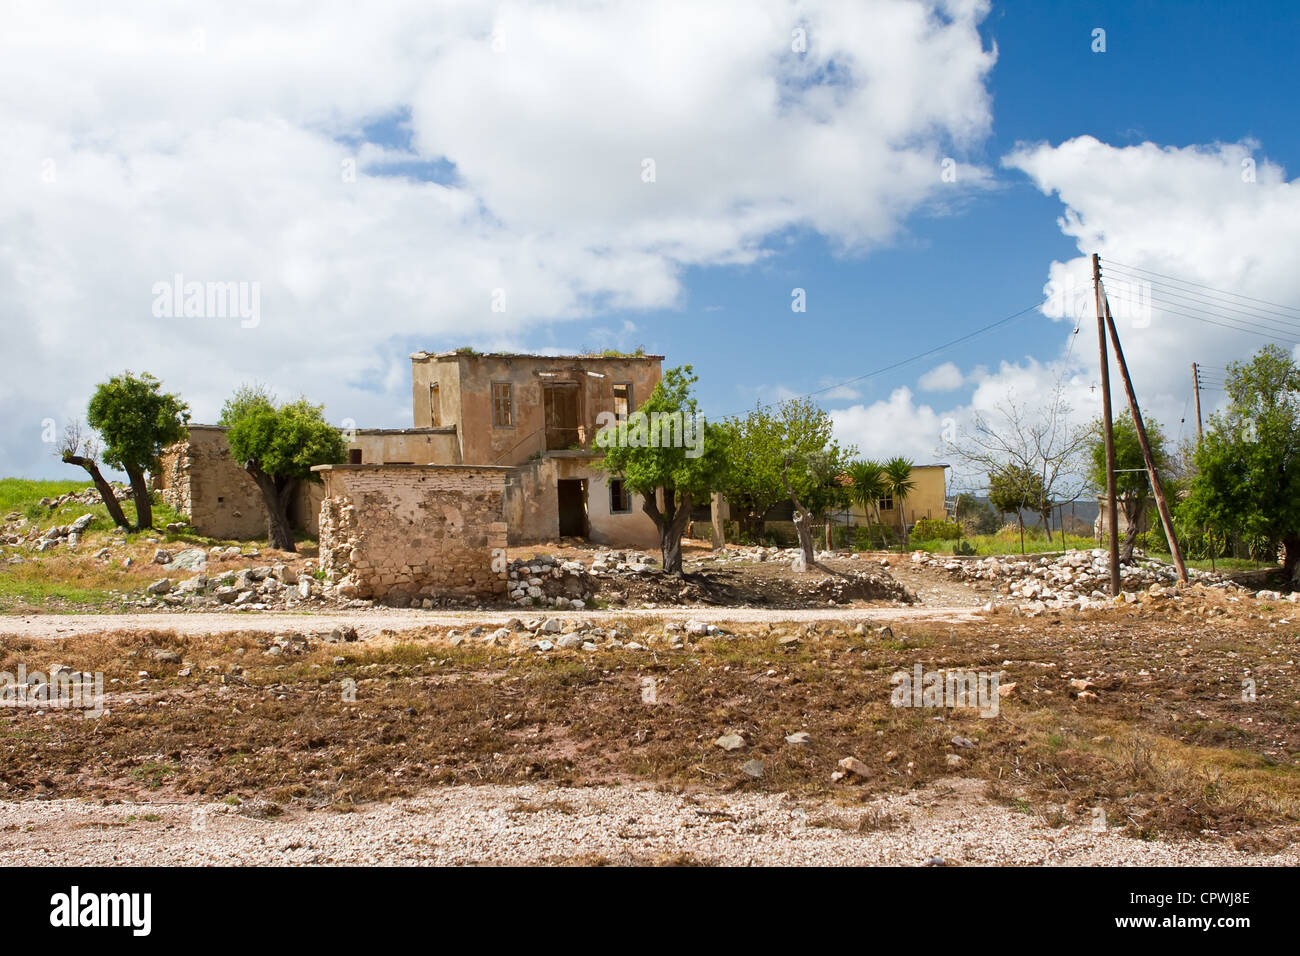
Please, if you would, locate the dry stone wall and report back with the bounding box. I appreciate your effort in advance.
[316,464,510,603]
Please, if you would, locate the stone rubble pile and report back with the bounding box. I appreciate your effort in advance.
[137,563,371,612]
[504,549,661,608]
[909,548,1295,610]
[442,616,731,653]
[38,485,131,509]
[12,512,98,553]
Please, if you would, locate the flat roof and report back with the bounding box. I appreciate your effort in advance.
[410,350,664,362]
[183,424,453,435]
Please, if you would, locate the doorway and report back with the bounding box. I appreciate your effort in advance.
[544,382,581,450]
[557,479,588,538]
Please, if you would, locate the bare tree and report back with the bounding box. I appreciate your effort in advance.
[59,421,130,529]
[948,375,1091,545]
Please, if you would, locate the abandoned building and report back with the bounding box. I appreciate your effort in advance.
[156,350,665,600]
[157,348,951,602]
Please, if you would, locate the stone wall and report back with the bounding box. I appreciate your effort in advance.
[157,426,270,540]
[157,426,325,540]
[315,464,510,603]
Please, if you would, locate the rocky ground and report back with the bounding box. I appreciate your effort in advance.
[4,778,1295,866]
[3,504,1298,866]
[1,597,1297,865]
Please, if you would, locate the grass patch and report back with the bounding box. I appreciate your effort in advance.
[910,532,1097,557]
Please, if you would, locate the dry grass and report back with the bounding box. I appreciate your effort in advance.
[0,607,1297,845]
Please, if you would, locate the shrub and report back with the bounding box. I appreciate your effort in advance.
[912,518,962,541]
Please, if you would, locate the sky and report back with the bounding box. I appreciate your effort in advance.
[2,0,1299,489]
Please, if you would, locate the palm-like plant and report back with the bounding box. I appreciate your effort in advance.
[883,457,916,549]
[847,459,886,550]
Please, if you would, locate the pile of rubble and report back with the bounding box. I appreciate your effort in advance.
[440,615,731,653]
[503,549,668,609]
[909,548,1295,610]
[9,512,97,554]
[139,562,370,612]
[38,485,130,509]
[506,554,597,609]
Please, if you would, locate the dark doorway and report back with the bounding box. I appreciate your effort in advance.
[557,479,588,538]
[544,382,581,450]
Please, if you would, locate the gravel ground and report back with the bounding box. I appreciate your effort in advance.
[3,779,1294,866]
[0,604,983,640]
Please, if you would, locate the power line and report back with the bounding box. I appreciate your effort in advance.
[1105,259,1300,318]
[721,300,1043,418]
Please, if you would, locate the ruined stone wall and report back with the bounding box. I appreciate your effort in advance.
[158,426,269,540]
[315,464,510,603]
[159,426,326,540]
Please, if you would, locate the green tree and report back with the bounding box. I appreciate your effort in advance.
[770,398,853,566]
[988,463,1045,555]
[846,459,887,549]
[883,457,916,549]
[952,492,998,535]
[221,385,346,552]
[597,366,728,573]
[1087,416,1172,562]
[1181,345,1300,583]
[82,372,189,530]
[717,404,786,541]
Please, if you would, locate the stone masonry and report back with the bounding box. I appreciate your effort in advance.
[314,464,510,603]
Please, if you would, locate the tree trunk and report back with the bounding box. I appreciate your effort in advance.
[1041,509,1053,545]
[791,505,815,567]
[63,455,130,529]
[1018,514,1025,555]
[642,486,692,574]
[1120,498,1140,564]
[245,461,297,553]
[1283,534,1300,589]
[126,467,153,531]
[897,503,907,551]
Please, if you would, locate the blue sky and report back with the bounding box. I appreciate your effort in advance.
[555,1,1300,427]
[383,0,1300,453]
[3,0,1299,481]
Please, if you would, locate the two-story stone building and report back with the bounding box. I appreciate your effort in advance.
[158,349,664,551]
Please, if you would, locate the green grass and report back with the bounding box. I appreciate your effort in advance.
[910,531,1097,557]
[0,476,188,535]
[0,478,95,516]
[0,571,116,610]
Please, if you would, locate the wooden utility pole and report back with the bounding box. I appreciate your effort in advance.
[1191,363,1213,571]
[1191,363,1204,444]
[1093,254,1122,596]
[1100,270,1189,584]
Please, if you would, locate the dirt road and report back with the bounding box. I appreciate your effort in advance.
[0,604,984,639]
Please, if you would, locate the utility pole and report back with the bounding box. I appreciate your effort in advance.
[1100,267,1189,584]
[1191,362,1204,444]
[1093,253,1122,596]
[1191,362,1213,571]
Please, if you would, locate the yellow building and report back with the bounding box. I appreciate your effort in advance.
[844,463,950,532]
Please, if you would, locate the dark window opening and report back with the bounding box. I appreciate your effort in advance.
[609,479,631,514]
[348,449,363,464]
